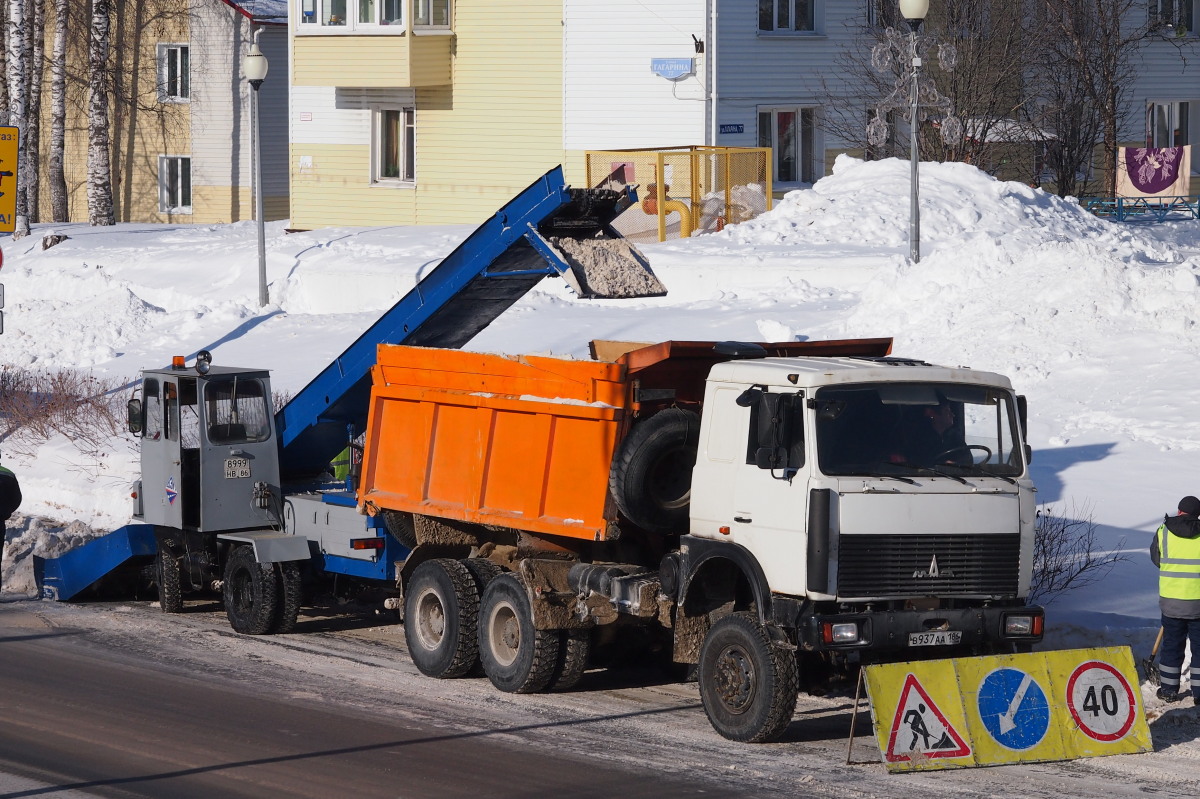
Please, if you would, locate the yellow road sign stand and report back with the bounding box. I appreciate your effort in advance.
[0,125,17,234]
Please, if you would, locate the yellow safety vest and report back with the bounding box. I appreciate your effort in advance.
[1158,523,1200,601]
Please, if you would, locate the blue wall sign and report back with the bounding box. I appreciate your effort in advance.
[651,58,695,80]
[719,124,744,135]
[976,668,1051,750]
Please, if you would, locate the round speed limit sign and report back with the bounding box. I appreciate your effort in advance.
[1066,660,1137,742]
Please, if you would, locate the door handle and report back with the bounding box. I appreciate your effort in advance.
[734,516,752,524]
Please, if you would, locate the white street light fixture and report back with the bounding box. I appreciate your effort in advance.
[242,35,269,306]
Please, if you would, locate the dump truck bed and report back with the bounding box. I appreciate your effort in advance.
[357,338,892,543]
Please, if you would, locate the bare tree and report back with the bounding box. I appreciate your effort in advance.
[48,0,67,221]
[0,1,9,112]
[1029,503,1128,604]
[26,0,44,222]
[86,0,114,226]
[5,0,30,237]
[1028,0,1153,196]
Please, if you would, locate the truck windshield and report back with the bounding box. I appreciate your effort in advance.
[204,378,272,444]
[814,382,1023,478]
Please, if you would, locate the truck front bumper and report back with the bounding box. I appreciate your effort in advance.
[794,604,1044,655]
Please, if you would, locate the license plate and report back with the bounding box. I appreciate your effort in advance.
[908,630,962,647]
[224,457,251,479]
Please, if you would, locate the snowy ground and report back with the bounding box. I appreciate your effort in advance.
[2,156,1199,753]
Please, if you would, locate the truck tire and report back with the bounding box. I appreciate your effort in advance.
[548,628,591,692]
[698,612,798,743]
[268,562,302,635]
[462,557,503,591]
[222,545,279,635]
[478,573,559,693]
[405,559,480,679]
[609,408,699,534]
[383,510,417,549]
[155,549,184,613]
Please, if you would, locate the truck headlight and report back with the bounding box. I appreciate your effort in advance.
[1004,613,1043,636]
[822,621,860,644]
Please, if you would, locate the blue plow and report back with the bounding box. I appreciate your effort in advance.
[34,524,158,601]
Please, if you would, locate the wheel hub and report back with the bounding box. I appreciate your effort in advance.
[713,645,756,714]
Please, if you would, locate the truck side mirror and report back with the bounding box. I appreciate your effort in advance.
[127,398,144,435]
[736,387,763,407]
[755,447,788,470]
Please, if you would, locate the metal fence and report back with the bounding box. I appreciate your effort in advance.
[585,146,772,242]
[1084,195,1200,222]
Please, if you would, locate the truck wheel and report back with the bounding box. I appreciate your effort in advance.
[405,559,480,679]
[383,510,417,549]
[478,573,559,693]
[609,408,699,534]
[462,557,503,591]
[222,545,279,635]
[268,562,302,635]
[155,549,183,613]
[698,612,798,743]
[548,628,591,692]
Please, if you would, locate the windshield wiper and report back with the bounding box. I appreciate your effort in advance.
[888,460,968,485]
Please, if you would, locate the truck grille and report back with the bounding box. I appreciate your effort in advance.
[837,533,1020,597]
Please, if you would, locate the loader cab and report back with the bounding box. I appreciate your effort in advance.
[129,360,281,533]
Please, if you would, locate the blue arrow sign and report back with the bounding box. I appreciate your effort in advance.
[977,667,1051,750]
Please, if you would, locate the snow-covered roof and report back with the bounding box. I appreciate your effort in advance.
[222,0,288,24]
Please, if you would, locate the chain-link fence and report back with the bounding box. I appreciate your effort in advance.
[586,146,772,242]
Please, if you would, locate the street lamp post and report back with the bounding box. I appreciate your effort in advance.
[242,34,269,307]
[899,0,928,264]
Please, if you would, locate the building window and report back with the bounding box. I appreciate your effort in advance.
[158,44,189,102]
[866,0,898,28]
[415,0,450,27]
[159,156,192,213]
[758,0,816,33]
[374,107,415,184]
[1151,0,1198,35]
[300,0,404,28]
[1148,101,1191,148]
[758,107,818,185]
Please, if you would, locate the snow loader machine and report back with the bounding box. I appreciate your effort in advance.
[33,166,663,622]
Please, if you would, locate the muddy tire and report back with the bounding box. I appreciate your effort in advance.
[609,408,699,534]
[155,548,183,614]
[405,559,480,678]
[478,573,559,693]
[222,545,279,636]
[462,557,503,591]
[698,612,798,743]
[548,628,592,692]
[383,510,417,549]
[268,561,302,635]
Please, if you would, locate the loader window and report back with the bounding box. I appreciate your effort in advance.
[144,379,163,440]
[204,378,271,444]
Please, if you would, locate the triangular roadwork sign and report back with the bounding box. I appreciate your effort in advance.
[884,673,972,762]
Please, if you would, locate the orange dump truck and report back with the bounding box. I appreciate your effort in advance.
[356,339,1045,743]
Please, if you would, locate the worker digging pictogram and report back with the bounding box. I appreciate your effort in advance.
[885,673,971,761]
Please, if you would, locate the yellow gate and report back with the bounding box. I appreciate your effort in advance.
[585,146,772,242]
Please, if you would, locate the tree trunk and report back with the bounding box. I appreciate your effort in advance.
[0,1,9,112]
[86,0,114,227]
[5,0,30,237]
[26,0,44,222]
[48,0,66,221]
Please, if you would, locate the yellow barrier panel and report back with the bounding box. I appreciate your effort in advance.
[0,126,18,233]
[864,647,1152,772]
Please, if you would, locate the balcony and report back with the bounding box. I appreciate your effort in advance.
[293,31,451,88]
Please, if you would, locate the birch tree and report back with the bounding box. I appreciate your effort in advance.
[0,2,9,113]
[26,0,45,222]
[5,0,30,237]
[48,0,66,221]
[87,0,114,226]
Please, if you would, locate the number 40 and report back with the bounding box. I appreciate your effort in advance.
[1082,684,1119,716]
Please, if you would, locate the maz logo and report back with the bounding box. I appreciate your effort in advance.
[912,555,955,579]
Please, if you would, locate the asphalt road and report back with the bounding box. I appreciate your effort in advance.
[0,601,732,799]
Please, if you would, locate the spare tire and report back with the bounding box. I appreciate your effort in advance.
[609,407,700,534]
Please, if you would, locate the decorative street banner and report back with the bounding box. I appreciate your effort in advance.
[0,125,18,233]
[1115,145,1191,198]
[864,647,1152,772]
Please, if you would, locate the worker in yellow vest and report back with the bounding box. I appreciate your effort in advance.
[1151,495,1200,705]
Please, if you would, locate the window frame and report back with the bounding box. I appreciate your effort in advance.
[158,155,193,214]
[757,0,819,35]
[371,105,416,186]
[297,0,409,32]
[1147,100,1192,149]
[157,43,190,103]
[758,106,820,186]
[1151,0,1198,35]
